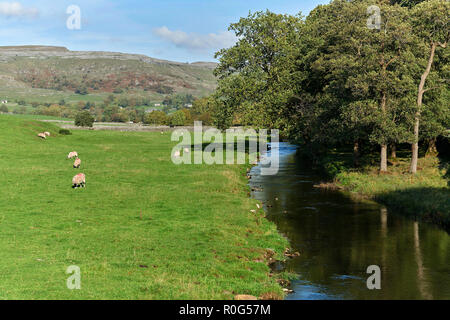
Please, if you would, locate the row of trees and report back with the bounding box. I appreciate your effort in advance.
[8,91,208,124]
[211,0,449,173]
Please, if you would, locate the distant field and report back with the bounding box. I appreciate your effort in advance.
[7,114,73,121]
[0,115,287,299]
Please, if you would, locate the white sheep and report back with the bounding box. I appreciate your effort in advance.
[73,158,81,168]
[37,133,46,139]
[67,151,78,159]
[72,173,86,188]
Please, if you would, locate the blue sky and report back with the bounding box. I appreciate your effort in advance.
[0,0,329,62]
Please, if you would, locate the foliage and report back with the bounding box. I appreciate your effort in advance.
[75,111,95,127]
[58,128,72,135]
[214,10,304,132]
[75,85,88,95]
[167,110,186,126]
[144,110,167,125]
[212,1,449,174]
[162,93,195,110]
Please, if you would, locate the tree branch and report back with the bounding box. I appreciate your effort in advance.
[423,85,443,93]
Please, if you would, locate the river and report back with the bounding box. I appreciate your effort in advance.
[249,142,450,300]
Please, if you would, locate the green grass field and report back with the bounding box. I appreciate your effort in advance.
[0,115,288,299]
[330,153,450,231]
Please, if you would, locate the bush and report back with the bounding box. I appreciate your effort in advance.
[144,110,167,125]
[75,111,95,127]
[59,129,72,135]
[0,105,8,113]
[13,106,27,114]
[168,110,186,127]
[75,85,88,95]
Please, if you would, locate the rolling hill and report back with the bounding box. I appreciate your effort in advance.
[0,46,217,104]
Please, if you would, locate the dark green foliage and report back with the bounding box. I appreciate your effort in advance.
[212,0,449,174]
[143,110,167,125]
[58,128,72,135]
[167,110,186,126]
[75,85,88,95]
[74,111,94,127]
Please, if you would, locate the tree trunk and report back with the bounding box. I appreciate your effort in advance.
[410,43,437,174]
[426,138,438,156]
[390,144,397,159]
[380,92,388,172]
[353,140,360,167]
[380,144,388,172]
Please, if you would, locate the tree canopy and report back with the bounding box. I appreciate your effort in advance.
[211,0,449,173]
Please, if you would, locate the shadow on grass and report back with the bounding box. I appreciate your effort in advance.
[375,187,450,233]
[189,139,262,154]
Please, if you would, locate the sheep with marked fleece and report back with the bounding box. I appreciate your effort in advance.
[72,173,86,188]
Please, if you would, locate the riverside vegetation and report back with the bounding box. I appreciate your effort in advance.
[207,0,449,229]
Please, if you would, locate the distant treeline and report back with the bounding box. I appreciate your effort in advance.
[3,93,212,126]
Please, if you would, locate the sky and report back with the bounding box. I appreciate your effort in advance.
[0,0,329,62]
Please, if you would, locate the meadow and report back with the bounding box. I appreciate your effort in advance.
[318,150,450,231]
[0,115,288,299]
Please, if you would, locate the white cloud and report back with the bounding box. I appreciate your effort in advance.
[153,26,236,51]
[0,2,39,18]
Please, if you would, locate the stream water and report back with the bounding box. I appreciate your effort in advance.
[250,142,450,300]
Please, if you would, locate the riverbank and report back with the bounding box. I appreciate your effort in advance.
[254,143,450,300]
[315,152,449,231]
[0,115,289,299]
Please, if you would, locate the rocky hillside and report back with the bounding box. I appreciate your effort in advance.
[0,46,217,97]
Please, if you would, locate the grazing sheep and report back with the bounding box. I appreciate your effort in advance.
[184,147,190,153]
[37,133,46,139]
[173,151,181,158]
[72,173,86,188]
[44,132,50,137]
[73,158,81,168]
[67,151,78,159]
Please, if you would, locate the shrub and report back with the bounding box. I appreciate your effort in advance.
[144,110,167,125]
[75,85,88,95]
[168,110,186,127]
[75,111,95,127]
[13,106,27,114]
[59,129,72,135]
[0,105,8,113]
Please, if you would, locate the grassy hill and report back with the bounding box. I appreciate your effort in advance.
[0,115,288,299]
[0,46,217,105]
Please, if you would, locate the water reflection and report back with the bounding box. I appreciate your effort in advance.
[250,143,450,300]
